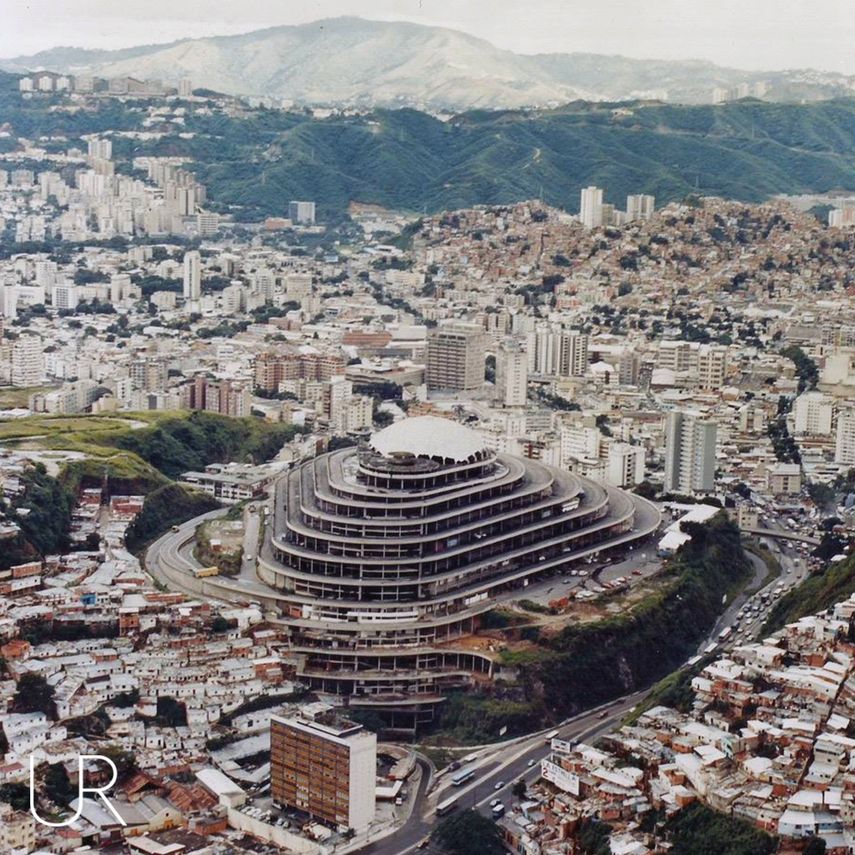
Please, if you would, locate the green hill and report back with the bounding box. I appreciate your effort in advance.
[761,553,855,635]
[521,513,752,718]
[432,513,752,740]
[181,100,855,220]
[6,86,855,218]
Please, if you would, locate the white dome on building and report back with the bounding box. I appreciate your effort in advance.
[369,416,488,463]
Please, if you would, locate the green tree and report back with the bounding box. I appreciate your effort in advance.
[433,809,505,855]
[485,354,496,383]
[156,696,188,726]
[511,778,527,799]
[98,746,138,783]
[781,345,819,393]
[211,616,232,633]
[125,483,219,551]
[665,802,776,855]
[804,837,827,855]
[43,762,74,806]
[633,480,658,500]
[0,783,29,811]
[13,672,56,717]
[807,481,835,510]
[112,689,140,708]
[579,818,612,855]
[4,465,73,566]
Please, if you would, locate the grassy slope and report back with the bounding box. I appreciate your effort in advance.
[0,385,59,409]
[665,802,776,855]
[0,412,179,490]
[761,553,855,635]
[0,410,300,556]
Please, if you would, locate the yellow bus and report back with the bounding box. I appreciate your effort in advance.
[193,566,220,578]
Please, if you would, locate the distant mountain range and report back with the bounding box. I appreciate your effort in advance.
[3,16,855,109]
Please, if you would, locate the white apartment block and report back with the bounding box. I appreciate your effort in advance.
[626,194,655,221]
[829,207,855,228]
[52,282,79,311]
[496,340,528,407]
[606,442,646,488]
[657,341,727,390]
[792,391,834,437]
[183,250,202,302]
[835,408,855,466]
[528,326,588,377]
[580,185,604,229]
[696,345,728,391]
[11,333,44,387]
[288,200,316,225]
[664,410,717,494]
[110,273,132,303]
[560,421,601,467]
[343,395,374,433]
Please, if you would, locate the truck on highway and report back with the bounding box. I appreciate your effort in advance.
[491,803,506,819]
[544,729,560,744]
[193,566,220,578]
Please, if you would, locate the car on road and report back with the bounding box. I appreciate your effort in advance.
[244,553,254,561]
[494,781,504,790]
[527,758,536,767]
[597,711,608,719]
[490,798,500,808]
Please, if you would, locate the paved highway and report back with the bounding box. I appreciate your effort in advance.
[742,526,820,546]
[360,691,648,855]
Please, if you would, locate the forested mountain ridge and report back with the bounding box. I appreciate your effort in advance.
[5,68,855,220]
[175,99,855,219]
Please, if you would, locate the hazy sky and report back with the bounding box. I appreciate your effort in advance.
[4,0,855,73]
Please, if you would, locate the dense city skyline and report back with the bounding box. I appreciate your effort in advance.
[3,4,855,854]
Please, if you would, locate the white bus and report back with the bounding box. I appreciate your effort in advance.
[451,767,475,787]
[436,796,459,816]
